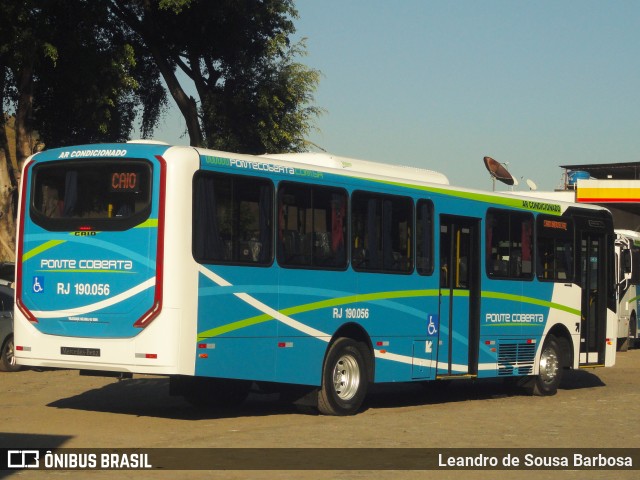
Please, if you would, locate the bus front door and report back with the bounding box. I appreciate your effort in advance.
[437,215,480,377]
[579,229,608,365]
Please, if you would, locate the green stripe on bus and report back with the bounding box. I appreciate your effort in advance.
[363,179,563,216]
[197,288,576,340]
[627,295,640,304]
[34,269,134,274]
[22,220,156,264]
[197,290,441,340]
[22,240,66,262]
[135,218,158,228]
[484,323,543,327]
[480,291,581,316]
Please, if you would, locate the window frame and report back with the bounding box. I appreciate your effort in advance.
[485,208,534,281]
[416,199,435,276]
[536,214,575,283]
[192,171,274,267]
[276,181,348,271]
[30,159,153,232]
[351,190,414,274]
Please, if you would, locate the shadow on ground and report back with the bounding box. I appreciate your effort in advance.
[46,368,605,419]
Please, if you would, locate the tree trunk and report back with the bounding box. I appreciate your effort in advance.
[15,62,35,172]
[0,147,16,263]
[0,67,17,262]
[109,0,203,147]
[146,41,203,147]
[0,120,16,262]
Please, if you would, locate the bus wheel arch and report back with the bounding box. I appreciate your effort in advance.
[317,324,373,416]
[329,323,375,382]
[546,324,573,369]
[528,332,565,396]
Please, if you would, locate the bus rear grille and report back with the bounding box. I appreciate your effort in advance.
[497,342,536,376]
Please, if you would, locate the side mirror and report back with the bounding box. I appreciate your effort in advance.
[622,250,632,274]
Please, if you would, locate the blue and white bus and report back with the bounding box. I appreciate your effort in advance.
[615,230,640,351]
[14,142,617,415]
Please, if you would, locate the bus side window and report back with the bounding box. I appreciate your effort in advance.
[351,191,413,274]
[277,182,347,269]
[486,208,533,280]
[416,199,434,275]
[193,172,273,265]
[536,215,574,282]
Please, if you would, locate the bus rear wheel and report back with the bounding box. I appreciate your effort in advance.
[318,338,369,416]
[530,334,563,396]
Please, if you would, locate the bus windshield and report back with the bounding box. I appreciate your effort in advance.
[30,159,152,231]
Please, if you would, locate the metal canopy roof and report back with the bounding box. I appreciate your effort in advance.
[559,162,640,228]
[560,162,640,180]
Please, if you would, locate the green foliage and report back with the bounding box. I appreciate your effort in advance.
[2,0,321,152]
[158,0,193,14]
[112,0,322,153]
[1,0,166,149]
[32,1,167,146]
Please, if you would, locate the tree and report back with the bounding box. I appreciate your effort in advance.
[0,0,40,261]
[0,0,166,261]
[0,0,321,262]
[109,0,322,153]
[32,2,167,147]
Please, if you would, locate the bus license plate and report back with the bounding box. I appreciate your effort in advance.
[61,347,101,357]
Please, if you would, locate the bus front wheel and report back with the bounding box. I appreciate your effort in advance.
[530,334,563,396]
[318,338,369,416]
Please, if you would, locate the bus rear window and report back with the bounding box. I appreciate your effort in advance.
[30,160,152,231]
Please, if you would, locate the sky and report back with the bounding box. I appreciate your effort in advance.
[155,0,640,192]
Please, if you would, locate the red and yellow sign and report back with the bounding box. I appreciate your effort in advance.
[576,180,640,203]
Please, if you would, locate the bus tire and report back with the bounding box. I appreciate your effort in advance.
[318,338,369,416]
[619,332,630,352]
[0,334,21,372]
[531,334,563,396]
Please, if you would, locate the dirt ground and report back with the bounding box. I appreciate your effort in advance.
[1,349,640,480]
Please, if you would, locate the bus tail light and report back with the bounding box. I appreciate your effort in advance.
[16,297,38,324]
[133,300,162,328]
[133,155,166,329]
[135,353,157,359]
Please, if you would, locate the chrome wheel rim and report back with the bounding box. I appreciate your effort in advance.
[7,338,15,366]
[332,354,360,400]
[539,346,559,384]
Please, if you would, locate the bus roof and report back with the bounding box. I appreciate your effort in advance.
[30,142,611,216]
[261,152,450,186]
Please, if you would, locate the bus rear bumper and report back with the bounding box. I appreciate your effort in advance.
[13,308,194,376]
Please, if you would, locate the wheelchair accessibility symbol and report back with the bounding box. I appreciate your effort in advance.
[32,276,44,294]
[427,314,438,336]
